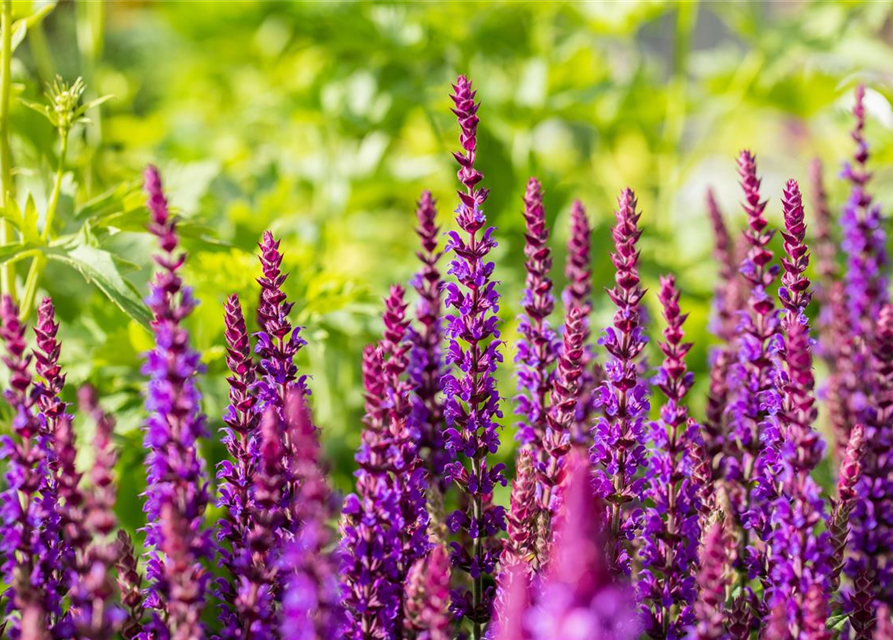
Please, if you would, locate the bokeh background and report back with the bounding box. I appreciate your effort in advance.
[5,0,893,536]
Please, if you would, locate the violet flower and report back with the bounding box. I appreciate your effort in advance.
[847,303,893,606]
[441,74,507,635]
[589,188,649,577]
[141,165,212,638]
[527,453,641,640]
[409,191,448,480]
[704,188,741,470]
[640,275,700,638]
[71,385,125,639]
[688,517,733,640]
[540,306,585,512]
[0,294,54,635]
[765,179,832,629]
[216,294,261,638]
[255,230,308,409]
[515,177,558,454]
[725,150,781,577]
[563,200,596,448]
[279,390,342,640]
[115,530,144,640]
[840,85,889,340]
[404,545,452,640]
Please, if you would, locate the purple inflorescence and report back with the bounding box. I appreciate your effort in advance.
[141,165,213,639]
[440,74,507,634]
[589,188,650,577]
[404,545,452,640]
[640,275,700,638]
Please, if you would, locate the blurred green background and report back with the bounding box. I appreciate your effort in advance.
[4,0,893,534]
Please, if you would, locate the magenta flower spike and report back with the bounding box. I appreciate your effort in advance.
[640,275,700,638]
[409,190,448,480]
[589,187,650,576]
[404,545,452,640]
[515,177,558,456]
[441,74,507,635]
[140,165,213,638]
[689,517,733,640]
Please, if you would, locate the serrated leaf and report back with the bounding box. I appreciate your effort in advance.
[46,244,151,329]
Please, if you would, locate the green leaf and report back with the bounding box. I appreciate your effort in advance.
[22,194,39,243]
[10,2,57,53]
[0,242,39,265]
[74,94,114,119]
[46,244,152,329]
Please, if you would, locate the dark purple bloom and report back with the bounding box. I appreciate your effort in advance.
[830,426,865,594]
[255,231,309,409]
[141,165,212,638]
[515,177,558,453]
[562,200,596,449]
[526,453,641,640]
[215,294,262,638]
[847,303,893,606]
[115,530,144,640]
[404,545,452,640]
[688,517,733,640]
[279,390,342,640]
[725,150,781,575]
[640,276,700,638]
[441,74,507,635]
[539,306,585,512]
[589,188,649,577]
[0,294,55,636]
[409,191,448,481]
[71,385,126,639]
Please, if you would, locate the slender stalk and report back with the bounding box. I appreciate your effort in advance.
[0,0,16,301]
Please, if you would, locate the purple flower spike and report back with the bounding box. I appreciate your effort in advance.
[115,530,144,640]
[689,517,733,640]
[540,306,585,512]
[280,390,343,640]
[877,605,893,640]
[404,545,452,640]
[442,74,506,636]
[589,187,650,577]
[0,295,55,635]
[640,275,700,638]
[848,304,893,606]
[830,423,865,591]
[765,179,832,632]
[725,150,780,575]
[255,230,309,409]
[409,191,448,481]
[515,177,558,454]
[528,453,641,640]
[141,165,212,638]
[562,200,596,449]
[72,386,125,639]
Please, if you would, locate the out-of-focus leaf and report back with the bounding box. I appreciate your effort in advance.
[11,2,57,53]
[0,241,38,265]
[45,244,152,329]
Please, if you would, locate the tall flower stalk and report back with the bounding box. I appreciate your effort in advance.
[640,275,700,638]
[141,165,212,639]
[590,188,649,577]
[562,200,595,448]
[515,177,557,460]
[726,150,780,579]
[409,191,448,479]
[441,75,506,637]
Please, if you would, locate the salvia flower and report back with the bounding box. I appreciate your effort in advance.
[590,187,650,577]
[725,150,781,574]
[640,275,700,638]
[830,423,865,591]
[527,453,641,640]
[765,179,833,630]
[515,177,558,453]
[255,230,308,409]
[877,605,893,640]
[280,390,342,640]
[848,304,893,605]
[409,191,448,479]
[562,200,596,448]
[404,545,452,640]
[115,531,144,640]
[539,306,585,511]
[0,294,56,635]
[689,515,734,640]
[441,74,507,634]
[141,165,213,638]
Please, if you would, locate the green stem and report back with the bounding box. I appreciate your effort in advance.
[19,253,43,320]
[0,0,15,302]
